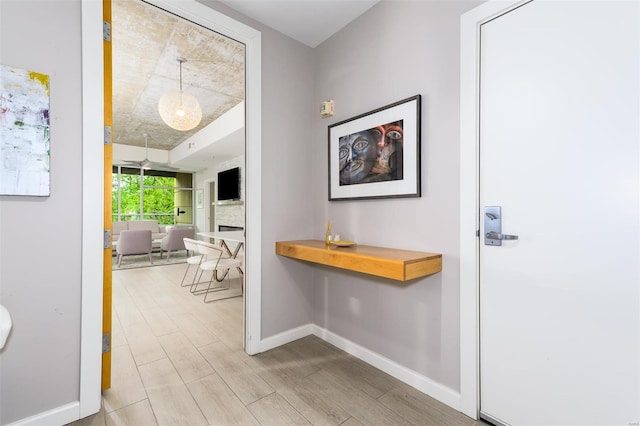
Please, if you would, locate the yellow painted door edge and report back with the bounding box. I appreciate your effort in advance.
[102,0,113,392]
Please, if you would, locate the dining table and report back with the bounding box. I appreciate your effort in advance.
[197,231,244,282]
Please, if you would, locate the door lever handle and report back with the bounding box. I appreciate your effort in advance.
[486,231,518,241]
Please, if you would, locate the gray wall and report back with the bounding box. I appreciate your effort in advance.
[311,1,481,392]
[198,0,317,338]
[259,27,316,335]
[0,1,83,424]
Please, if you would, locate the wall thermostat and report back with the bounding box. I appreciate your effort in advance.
[320,100,334,118]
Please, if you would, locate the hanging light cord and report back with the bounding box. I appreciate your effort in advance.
[177,57,187,107]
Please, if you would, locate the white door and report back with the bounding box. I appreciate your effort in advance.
[479,1,639,425]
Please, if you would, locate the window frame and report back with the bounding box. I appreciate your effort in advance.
[111,165,194,224]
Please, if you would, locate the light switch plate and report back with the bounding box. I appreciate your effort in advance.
[321,100,334,117]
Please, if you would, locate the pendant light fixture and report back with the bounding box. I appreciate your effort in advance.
[158,57,202,131]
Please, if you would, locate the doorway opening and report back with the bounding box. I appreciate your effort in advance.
[109,0,246,332]
[80,0,262,406]
[81,0,263,413]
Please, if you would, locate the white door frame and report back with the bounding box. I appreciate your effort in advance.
[80,0,262,417]
[459,0,528,419]
[79,1,104,417]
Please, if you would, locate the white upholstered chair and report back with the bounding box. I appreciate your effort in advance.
[115,229,152,267]
[160,226,195,261]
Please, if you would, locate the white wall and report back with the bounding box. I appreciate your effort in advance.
[194,162,218,232]
[311,0,481,393]
[112,143,169,165]
[194,155,245,232]
[171,101,245,168]
[0,1,82,423]
[213,156,245,229]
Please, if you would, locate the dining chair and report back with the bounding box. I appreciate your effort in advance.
[192,240,243,303]
[181,238,205,287]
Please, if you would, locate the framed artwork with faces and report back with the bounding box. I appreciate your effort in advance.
[328,95,421,201]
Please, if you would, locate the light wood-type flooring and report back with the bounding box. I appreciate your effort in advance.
[70,263,483,426]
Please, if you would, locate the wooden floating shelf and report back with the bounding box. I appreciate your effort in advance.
[275,240,442,282]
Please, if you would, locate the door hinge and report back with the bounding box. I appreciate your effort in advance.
[476,229,480,238]
[103,21,111,42]
[104,229,112,249]
[104,125,111,145]
[102,332,111,353]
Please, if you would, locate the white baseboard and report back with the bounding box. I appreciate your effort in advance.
[310,324,463,412]
[259,323,314,352]
[258,323,463,412]
[8,402,79,426]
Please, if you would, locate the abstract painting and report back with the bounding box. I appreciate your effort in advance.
[0,64,50,196]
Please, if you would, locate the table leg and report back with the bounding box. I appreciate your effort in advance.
[213,240,244,282]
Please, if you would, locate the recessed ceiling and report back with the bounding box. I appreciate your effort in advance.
[112,0,245,151]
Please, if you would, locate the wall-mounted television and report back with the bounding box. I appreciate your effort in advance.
[217,167,240,201]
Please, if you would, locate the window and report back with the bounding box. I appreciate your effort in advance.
[112,166,193,225]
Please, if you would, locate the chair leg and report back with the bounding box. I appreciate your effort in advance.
[200,278,231,300]
[192,269,231,297]
[189,267,208,292]
[148,252,153,264]
[180,263,192,286]
[202,269,244,303]
[190,274,208,294]
[181,262,202,287]
[204,282,240,303]
[166,251,172,262]
[117,254,122,266]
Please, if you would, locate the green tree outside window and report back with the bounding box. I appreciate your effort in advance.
[112,167,192,225]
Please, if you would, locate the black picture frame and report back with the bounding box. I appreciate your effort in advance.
[328,95,421,201]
